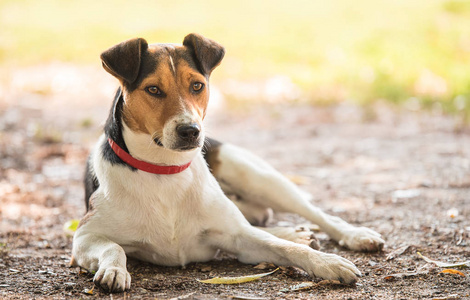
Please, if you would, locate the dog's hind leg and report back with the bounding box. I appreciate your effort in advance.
[206,215,361,284]
[204,139,384,252]
[229,196,273,226]
[228,197,320,249]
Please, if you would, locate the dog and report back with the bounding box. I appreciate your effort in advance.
[71,33,384,293]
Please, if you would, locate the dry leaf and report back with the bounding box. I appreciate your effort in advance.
[383,270,428,280]
[229,296,267,300]
[386,245,411,261]
[83,286,94,295]
[253,262,276,270]
[280,282,315,292]
[198,268,279,284]
[432,294,461,300]
[440,269,465,277]
[417,252,470,268]
[199,266,212,272]
[317,279,342,285]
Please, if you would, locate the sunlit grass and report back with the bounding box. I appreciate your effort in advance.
[1,0,469,117]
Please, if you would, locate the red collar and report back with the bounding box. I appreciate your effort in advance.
[108,138,191,175]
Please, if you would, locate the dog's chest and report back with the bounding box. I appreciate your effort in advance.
[122,206,216,266]
[101,160,218,265]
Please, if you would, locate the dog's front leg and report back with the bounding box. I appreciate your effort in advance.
[72,232,131,292]
[207,224,361,284]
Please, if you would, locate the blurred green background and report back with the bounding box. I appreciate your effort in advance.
[1,0,470,118]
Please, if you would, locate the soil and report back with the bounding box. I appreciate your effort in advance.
[1,64,469,299]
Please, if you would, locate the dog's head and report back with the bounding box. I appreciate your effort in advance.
[101,33,224,151]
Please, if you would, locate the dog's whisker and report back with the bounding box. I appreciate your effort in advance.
[202,138,212,154]
[149,131,163,148]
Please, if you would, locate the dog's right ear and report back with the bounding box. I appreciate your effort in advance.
[100,38,148,84]
[183,33,225,76]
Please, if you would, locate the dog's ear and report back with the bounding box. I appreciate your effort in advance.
[183,33,225,76]
[100,38,148,83]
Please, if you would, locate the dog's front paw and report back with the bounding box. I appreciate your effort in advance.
[94,266,131,293]
[338,227,384,252]
[307,252,361,284]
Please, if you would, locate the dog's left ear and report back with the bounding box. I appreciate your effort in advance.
[100,38,149,83]
[183,33,225,76]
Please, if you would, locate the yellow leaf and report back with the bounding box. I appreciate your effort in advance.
[198,268,279,284]
[440,269,466,277]
[417,252,470,268]
[63,219,80,234]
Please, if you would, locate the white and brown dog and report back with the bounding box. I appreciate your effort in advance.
[71,33,384,293]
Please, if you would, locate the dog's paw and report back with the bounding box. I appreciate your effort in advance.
[338,227,384,252]
[262,226,320,250]
[293,226,320,250]
[94,266,131,293]
[307,251,361,284]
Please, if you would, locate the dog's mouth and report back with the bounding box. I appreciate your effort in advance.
[177,144,199,151]
[153,137,200,152]
[174,139,201,151]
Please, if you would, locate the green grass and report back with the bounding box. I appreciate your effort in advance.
[1,0,470,117]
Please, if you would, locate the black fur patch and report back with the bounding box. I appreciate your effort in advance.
[175,46,207,78]
[102,88,136,171]
[125,49,160,92]
[122,44,208,94]
[84,156,99,212]
[84,88,138,210]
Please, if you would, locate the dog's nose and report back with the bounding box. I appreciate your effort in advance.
[176,124,200,141]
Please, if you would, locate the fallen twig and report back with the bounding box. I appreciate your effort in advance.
[417,252,470,268]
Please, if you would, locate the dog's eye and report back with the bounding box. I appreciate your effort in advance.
[192,82,204,92]
[146,86,161,95]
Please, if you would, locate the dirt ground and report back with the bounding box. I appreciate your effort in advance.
[1,64,469,299]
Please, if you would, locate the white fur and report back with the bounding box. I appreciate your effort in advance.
[215,143,385,252]
[159,111,205,151]
[168,54,176,75]
[72,122,366,292]
[123,122,197,166]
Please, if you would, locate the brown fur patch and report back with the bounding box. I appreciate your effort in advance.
[70,255,77,267]
[78,193,97,230]
[122,45,209,138]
